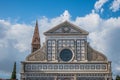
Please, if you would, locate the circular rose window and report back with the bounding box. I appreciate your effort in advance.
[60,49,73,62]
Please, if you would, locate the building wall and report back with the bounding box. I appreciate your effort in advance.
[46,35,87,61]
[21,21,112,80]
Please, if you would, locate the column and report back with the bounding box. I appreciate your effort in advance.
[74,74,76,80]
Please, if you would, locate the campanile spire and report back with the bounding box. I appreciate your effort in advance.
[31,20,41,52]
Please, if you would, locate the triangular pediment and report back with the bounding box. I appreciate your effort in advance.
[44,21,89,35]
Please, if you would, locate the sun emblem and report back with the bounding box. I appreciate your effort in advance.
[62,26,71,33]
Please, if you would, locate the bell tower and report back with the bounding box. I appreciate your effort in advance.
[31,20,41,52]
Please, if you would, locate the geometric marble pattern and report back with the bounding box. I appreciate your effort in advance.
[21,21,112,80]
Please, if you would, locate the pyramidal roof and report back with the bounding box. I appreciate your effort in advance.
[32,20,41,46]
[44,21,89,36]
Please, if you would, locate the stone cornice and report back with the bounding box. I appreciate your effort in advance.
[44,21,89,36]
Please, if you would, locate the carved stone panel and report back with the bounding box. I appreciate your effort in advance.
[26,49,46,61]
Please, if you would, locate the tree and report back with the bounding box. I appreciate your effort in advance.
[116,75,120,80]
[11,62,16,80]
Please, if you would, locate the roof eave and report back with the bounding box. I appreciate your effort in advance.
[44,33,89,36]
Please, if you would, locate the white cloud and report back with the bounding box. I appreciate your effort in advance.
[38,10,71,43]
[7,24,33,52]
[100,8,104,13]
[0,20,11,26]
[110,0,120,12]
[72,11,120,53]
[0,10,120,79]
[116,66,120,71]
[60,10,71,21]
[94,0,108,12]
[0,20,33,52]
[0,11,72,79]
[74,11,108,53]
[74,10,101,32]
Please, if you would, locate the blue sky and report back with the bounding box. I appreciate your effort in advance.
[0,0,119,22]
[0,0,95,19]
[0,0,120,79]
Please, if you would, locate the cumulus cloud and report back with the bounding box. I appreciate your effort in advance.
[0,10,72,79]
[60,10,71,21]
[0,20,33,52]
[110,0,120,12]
[0,10,120,79]
[37,10,120,76]
[94,0,108,12]
[74,13,120,75]
[7,24,33,52]
[116,66,120,71]
[74,10,101,32]
[38,10,71,43]
[0,20,34,79]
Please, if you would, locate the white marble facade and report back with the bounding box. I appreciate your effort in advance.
[21,21,112,80]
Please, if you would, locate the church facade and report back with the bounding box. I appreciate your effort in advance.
[21,21,112,80]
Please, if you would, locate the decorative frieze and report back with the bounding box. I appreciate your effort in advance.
[24,63,108,72]
[21,21,112,80]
